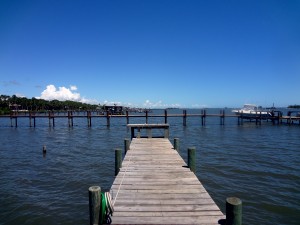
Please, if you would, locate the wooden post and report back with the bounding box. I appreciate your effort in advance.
[130,127,134,139]
[240,112,243,125]
[48,111,51,127]
[188,147,196,173]
[226,197,242,225]
[255,111,258,125]
[29,112,32,127]
[115,148,122,176]
[42,145,47,155]
[137,128,141,138]
[88,186,101,225]
[71,111,74,127]
[87,111,92,127]
[183,110,187,126]
[106,111,110,127]
[68,111,70,127]
[126,111,129,124]
[220,110,225,125]
[68,111,74,127]
[145,111,148,124]
[202,109,206,126]
[174,138,179,152]
[164,127,169,138]
[90,111,92,127]
[164,110,167,124]
[147,128,152,138]
[260,111,262,125]
[124,138,130,155]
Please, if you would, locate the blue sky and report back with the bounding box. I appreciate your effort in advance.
[0,0,299,108]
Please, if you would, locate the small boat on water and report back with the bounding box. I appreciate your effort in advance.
[232,104,272,119]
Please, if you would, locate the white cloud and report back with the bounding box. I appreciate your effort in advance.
[142,100,181,108]
[38,86,183,108]
[39,85,80,101]
[191,104,208,108]
[70,85,77,91]
[38,84,97,104]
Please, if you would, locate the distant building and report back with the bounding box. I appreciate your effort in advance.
[103,105,124,115]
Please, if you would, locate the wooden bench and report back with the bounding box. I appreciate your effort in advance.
[127,124,169,139]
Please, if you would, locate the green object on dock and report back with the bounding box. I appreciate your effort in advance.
[188,147,196,173]
[115,148,122,176]
[88,186,101,225]
[226,197,242,225]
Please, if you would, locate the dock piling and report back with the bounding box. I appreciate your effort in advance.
[188,147,196,173]
[124,138,130,155]
[164,109,168,123]
[88,186,101,225]
[220,110,225,125]
[226,197,242,225]
[115,148,122,176]
[106,111,110,127]
[2,110,298,128]
[174,138,179,152]
[126,111,129,124]
[87,111,92,127]
[201,109,206,126]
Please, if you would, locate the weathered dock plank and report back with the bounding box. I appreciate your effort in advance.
[110,138,225,224]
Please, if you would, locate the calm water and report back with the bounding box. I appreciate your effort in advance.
[0,109,299,225]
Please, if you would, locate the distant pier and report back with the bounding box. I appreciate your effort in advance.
[1,109,300,127]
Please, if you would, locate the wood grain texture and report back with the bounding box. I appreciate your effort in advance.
[110,138,225,224]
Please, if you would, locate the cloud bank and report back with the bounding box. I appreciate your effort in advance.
[38,85,184,108]
[38,84,95,103]
[143,100,181,108]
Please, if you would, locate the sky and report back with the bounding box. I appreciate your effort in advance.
[0,0,299,108]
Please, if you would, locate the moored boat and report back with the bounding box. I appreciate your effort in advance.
[232,104,272,119]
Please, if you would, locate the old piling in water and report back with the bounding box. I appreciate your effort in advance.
[88,186,101,225]
[68,111,74,127]
[183,110,187,126]
[10,112,17,127]
[220,109,225,125]
[145,111,148,124]
[201,109,206,126]
[115,148,122,176]
[29,112,36,127]
[87,111,92,127]
[106,111,110,127]
[164,110,168,123]
[126,111,129,124]
[226,197,242,225]
[188,147,196,173]
[48,111,55,127]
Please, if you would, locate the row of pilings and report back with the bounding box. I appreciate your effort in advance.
[4,109,300,127]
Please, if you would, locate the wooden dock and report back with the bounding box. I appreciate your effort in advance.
[1,109,300,127]
[110,137,225,224]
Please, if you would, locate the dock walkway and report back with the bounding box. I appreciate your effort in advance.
[110,138,225,224]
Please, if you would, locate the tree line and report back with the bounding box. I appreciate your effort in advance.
[0,94,100,115]
[288,105,300,109]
